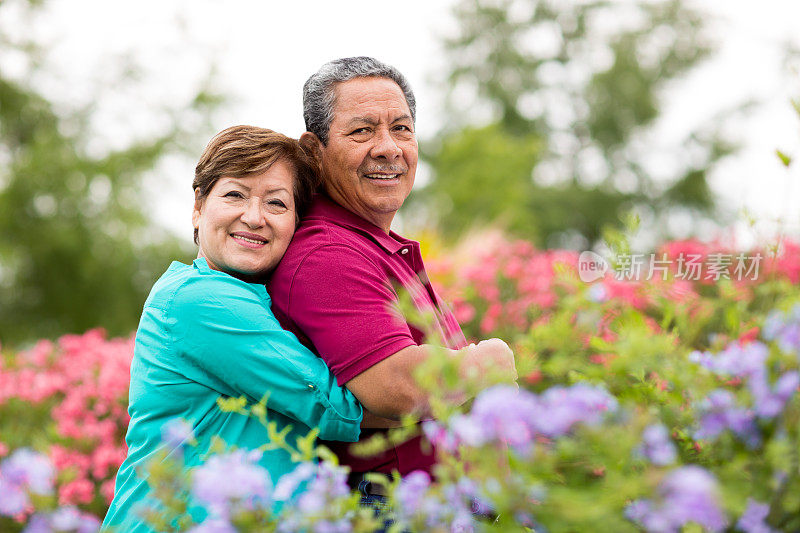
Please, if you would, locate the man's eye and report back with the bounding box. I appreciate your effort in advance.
[394,125,412,132]
[350,127,370,135]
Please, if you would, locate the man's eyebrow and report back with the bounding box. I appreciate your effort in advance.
[346,116,379,127]
[345,114,413,127]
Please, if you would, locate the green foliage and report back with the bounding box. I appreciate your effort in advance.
[0,0,220,346]
[412,0,739,247]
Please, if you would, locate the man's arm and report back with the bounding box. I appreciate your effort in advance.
[278,244,516,420]
[347,340,518,420]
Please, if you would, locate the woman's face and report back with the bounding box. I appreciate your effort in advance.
[192,158,296,282]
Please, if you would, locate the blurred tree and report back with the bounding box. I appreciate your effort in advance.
[0,0,222,346]
[411,0,739,248]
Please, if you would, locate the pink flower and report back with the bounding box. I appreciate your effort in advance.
[59,478,96,505]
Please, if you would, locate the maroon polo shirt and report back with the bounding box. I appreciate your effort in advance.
[267,194,467,476]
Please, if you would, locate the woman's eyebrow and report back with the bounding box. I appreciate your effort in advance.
[218,178,249,190]
[264,187,290,195]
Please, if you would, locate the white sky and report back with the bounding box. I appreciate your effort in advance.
[4,0,800,247]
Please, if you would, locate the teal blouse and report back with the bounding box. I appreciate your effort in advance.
[102,259,363,532]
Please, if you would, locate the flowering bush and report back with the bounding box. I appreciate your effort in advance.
[1,235,799,531]
[0,448,101,531]
[0,330,131,530]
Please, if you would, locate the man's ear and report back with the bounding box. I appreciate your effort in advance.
[299,132,323,161]
[192,189,203,230]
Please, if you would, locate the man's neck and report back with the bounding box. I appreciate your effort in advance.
[323,190,394,234]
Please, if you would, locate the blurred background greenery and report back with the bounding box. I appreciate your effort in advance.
[0,0,798,346]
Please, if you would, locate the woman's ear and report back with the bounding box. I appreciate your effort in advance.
[192,188,203,231]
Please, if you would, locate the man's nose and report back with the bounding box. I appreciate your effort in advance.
[240,198,265,227]
[369,128,402,160]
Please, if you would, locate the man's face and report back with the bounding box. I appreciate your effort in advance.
[316,77,418,231]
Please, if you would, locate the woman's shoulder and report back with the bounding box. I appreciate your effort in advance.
[147,259,271,315]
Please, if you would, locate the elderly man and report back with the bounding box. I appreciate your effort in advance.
[268,57,516,491]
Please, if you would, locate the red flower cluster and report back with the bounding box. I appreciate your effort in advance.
[427,235,800,341]
[0,329,132,510]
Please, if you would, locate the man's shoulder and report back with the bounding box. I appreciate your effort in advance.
[277,218,379,273]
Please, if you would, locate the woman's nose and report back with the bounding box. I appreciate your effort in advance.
[240,198,265,227]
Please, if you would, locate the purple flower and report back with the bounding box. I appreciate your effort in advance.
[395,471,431,515]
[763,305,800,355]
[690,342,768,378]
[443,383,617,454]
[763,310,786,341]
[0,476,28,516]
[638,424,677,466]
[588,284,608,303]
[191,450,272,518]
[659,466,727,530]
[533,383,618,437]
[449,414,488,448]
[695,390,760,447]
[21,514,51,533]
[450,514,476,532]
[20,508,100,533]
[275,463,355,532]
[273,463,316,502]
[50,506,101,533]
[395,475,479,531]
[0,448,56,517]
[626,466,727,532]
[2,448,55,495]
[422,420,459,453]
[750,371,799,418]
[188,517,237,533]
[295,462,350,515]
[161,418,195,448]
[470,385,539,452]
[736,499,777,533]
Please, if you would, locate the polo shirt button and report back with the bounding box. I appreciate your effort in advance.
[400,248,409,255]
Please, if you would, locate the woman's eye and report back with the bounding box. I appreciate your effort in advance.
[265,199,289,213]
[224,191,244,199]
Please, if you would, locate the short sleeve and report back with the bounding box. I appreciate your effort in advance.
[287,244,417,384]
[167,273,362,442]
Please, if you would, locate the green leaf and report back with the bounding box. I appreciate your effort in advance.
[776,149,793,167]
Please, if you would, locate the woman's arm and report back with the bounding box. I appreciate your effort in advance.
[168,272,363,442]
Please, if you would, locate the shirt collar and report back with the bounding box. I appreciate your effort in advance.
[193,257,211,271]
[306,193,412,255]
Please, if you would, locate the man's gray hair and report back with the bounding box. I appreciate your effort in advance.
[303,56,416,145]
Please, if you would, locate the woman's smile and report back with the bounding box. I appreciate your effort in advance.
[230,231,269,248]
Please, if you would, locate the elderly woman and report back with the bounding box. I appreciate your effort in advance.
[103,126,363,531]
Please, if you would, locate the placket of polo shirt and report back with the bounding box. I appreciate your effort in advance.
[406,244,442,309]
